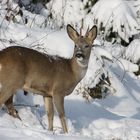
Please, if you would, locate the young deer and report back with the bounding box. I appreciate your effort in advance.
[0,24,97,133]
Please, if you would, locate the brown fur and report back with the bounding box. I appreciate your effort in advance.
[0,24,97,133]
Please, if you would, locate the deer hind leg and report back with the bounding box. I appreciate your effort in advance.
[0,82,22,119]
[5,95,21,120]
[53,94,68,133]
[0,88,13,106]
[44,96,54,131]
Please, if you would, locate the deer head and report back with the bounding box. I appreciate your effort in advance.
[67,24,97,68]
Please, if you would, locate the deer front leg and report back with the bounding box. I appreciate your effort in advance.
[44,96,54,131]
[53,94,68,133]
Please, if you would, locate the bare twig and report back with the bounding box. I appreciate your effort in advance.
[30,14,37,28]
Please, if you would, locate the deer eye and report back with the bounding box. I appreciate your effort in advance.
[85,45,89,48]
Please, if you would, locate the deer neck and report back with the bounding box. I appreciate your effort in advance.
[70,57,88,82]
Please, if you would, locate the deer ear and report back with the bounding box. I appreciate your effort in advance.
[67,24,79,42]
[85,25,97,44]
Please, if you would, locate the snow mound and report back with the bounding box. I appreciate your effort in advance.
[125,39,140,63]
[90,0,139,42]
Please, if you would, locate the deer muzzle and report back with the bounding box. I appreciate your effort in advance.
[75,52,85,60]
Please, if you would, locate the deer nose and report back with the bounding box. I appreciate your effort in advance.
[75,52,85,59]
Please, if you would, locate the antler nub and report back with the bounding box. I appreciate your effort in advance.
[85,26,89,36]
[80,19,84,36]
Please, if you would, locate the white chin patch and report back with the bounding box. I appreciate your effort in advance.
[77,56,84,61]
[76,59,87,68]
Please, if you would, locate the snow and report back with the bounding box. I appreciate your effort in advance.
[125,39,140,63]
[117,58,138,72]
[88,0,139,42]
[46,0,85,27]
[0,0,140,140]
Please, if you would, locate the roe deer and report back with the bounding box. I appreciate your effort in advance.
[0,24,97,133]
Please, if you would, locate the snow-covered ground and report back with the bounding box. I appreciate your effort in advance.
[0,88,140,140]
[0,0,140,140]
